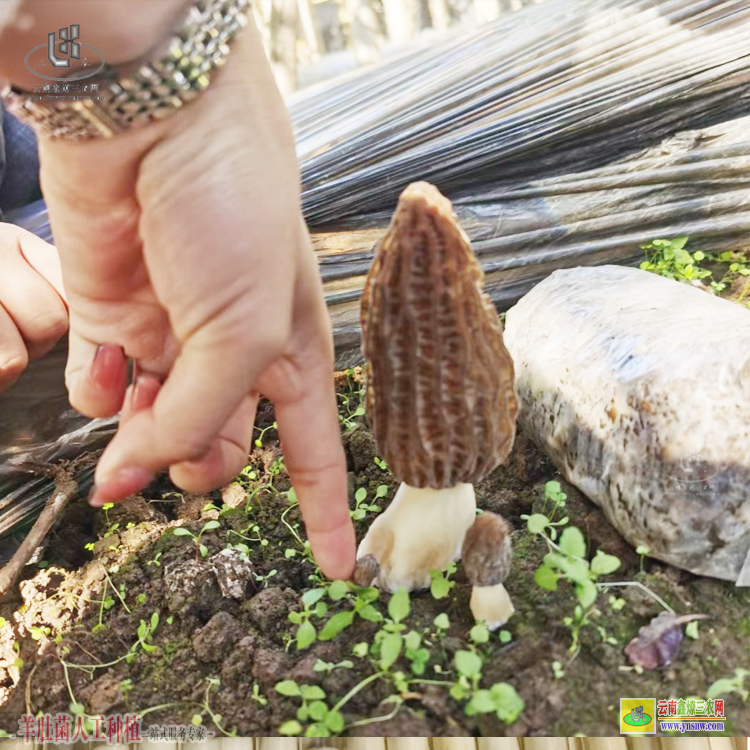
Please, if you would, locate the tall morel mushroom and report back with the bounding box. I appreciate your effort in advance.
[462,511,514,629]
[356,181,518,592]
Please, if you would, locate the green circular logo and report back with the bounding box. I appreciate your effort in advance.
[624,712,652,727]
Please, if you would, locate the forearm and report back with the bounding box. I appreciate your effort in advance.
[0,0,192,89]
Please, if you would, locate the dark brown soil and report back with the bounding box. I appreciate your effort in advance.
[0,369,748,737]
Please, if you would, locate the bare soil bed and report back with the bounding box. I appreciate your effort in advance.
[0,370,748,737]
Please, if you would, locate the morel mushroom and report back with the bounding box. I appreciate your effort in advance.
[462,512,514,629]
[356,181,517,592]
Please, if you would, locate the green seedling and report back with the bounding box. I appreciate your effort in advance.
[373,456,388,471]
[255,569,278,587]
[450,648,525,724]
[544,480,567,519]
[640,237,711,283]
[635,544,650,573]
[313,658,354,674]
[251,683,268,706]
[275,681,344,737]
[254,421,278,447]
[707,668,750,702]
[147,551,163,568]
[552,660,565,679]
[523,503,621,655]
[173,519,221,559]
[429,561,457,599]
[351,485,386,521]
[337,369,366,431]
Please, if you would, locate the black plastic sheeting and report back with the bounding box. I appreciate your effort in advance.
[3,0,750,550]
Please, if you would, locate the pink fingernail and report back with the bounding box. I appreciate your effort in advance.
[89,467,154,506]
[91,344,126,390]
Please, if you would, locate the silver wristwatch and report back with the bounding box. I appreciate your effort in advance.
[1,0,250,139]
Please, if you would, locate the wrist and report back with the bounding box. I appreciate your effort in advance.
[0,0,192,90]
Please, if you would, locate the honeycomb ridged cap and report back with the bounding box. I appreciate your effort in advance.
[360,182,518,489]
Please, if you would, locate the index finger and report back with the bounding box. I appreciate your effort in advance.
[275,368,356,582]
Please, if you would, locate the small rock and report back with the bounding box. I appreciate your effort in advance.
[242,587,299,633]
[192,611,243,662]
[220,634,258,688]
[163,559,222,617]
[210,548,257,600]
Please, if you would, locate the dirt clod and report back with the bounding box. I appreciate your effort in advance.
[192,611,244,662]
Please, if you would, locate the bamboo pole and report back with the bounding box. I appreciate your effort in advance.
[432,740,477,750]
[660,739,711,750]
[525,740,568,750]
[387,740,430,750]
[583,740,628,750]
[478,741,521,750]
[347,740,388,750]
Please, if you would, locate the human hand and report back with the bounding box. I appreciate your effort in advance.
[0,223,67,392]
[34,23,356,579]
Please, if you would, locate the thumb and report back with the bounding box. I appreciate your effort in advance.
[90,326,286,502]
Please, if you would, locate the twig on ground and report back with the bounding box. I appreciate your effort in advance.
[0,463,78,601]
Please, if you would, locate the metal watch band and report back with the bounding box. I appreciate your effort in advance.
[1,0,250,139]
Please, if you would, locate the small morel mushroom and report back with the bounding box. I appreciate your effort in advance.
[356,181,517,592]
[462,511,514,629]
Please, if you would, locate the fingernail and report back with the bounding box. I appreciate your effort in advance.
[89,467,153,507]
[131,374,160,411]
[91,344,125,390]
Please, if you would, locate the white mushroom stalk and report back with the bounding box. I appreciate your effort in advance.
[356,182,518,593]
[357,482,476,591]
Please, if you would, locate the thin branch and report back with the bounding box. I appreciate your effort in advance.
[0,466,78,601]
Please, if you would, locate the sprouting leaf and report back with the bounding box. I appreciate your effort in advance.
[575,579,598,609]
[301,589,326,608]
[352,642,368,658]
[534,564,558,591]
[379,632,403,670]
[375,485,389,498]
[356,604,381,622]
[300,684,326,700]
[491,682,525,723]
[499,629,512,644]
[624,612,709,669]
[388,588,410,623]
[327,580,349,601]
[470,624,490,644]
[433,613,450,630]
[325,709,345,733]
[429,569,454,599]
[354,487,367,503]
[296,620,317,650]
[318,611,355,641]
[525,514,549,534]
[202,520,221,532]
[279,720,303,736]
[590,550,621,576]
[559,527,587,559]
[275,680,301,696]
[454,650,482,679]
[464,689,496,715]
[172,527,193,537]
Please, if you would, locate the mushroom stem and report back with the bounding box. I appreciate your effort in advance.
[356,481,476,592]
[470,582,515,630]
